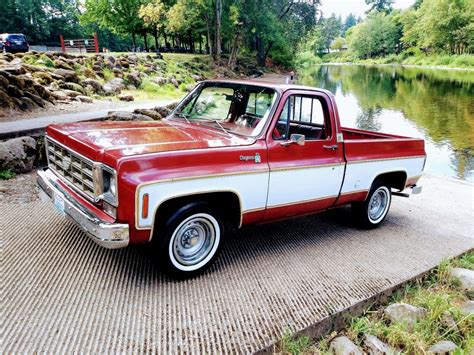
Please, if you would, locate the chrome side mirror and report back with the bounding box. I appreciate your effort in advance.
[280,134,305,147]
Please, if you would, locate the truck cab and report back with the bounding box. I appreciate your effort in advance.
[38,80,426,277]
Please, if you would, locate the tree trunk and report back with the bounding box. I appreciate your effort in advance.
[132,32,136,49]
[163,32,168,48]
[228,23,243,70]
[199,34,202,54]
[188,30,193,53]
[204,13,212,55]
[153,28,159,49]
[214,0,222,61]
[143,32,148,51]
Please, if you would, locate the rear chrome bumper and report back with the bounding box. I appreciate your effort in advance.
[37,168,129,249]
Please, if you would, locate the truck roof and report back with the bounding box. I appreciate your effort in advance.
[203,79,333,96]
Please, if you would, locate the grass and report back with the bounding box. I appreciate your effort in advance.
[0,167,16,180]
[319,52,474,70]
[278,252,474,354]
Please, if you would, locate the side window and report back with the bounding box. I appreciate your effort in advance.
[273,94,328,141]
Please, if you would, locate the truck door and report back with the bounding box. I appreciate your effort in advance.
[264,90,345,221]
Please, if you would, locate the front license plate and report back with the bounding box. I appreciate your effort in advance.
[54,193,66,216]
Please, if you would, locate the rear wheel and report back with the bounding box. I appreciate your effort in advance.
[153,202,224,278]
[352,182,392,229]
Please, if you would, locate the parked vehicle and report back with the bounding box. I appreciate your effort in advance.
[37,80,426,277]
[1,33,29,53]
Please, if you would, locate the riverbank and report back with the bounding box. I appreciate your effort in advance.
[320,53,474,71]
[278,252,474,353]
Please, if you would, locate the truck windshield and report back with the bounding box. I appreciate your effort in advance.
[169,83,277,137]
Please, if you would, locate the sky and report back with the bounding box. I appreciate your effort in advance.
[320,0,415,19]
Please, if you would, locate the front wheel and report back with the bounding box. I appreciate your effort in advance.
[154,202,224,278]
[352,182,392,229]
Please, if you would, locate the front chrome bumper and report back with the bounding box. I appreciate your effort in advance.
[37,168,129,249]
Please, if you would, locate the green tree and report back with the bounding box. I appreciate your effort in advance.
[347,12,400,58]
[343,13,357,35]
[365,0,394,13]
[403,0,473,54]
[82,0,146,48]
[139,0,167,49]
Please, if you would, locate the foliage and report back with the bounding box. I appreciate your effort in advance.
[331,37,346,51]
[0,167,15,180]
[347,12,400,58]
[400,0,474,54]
[365,0,394,13]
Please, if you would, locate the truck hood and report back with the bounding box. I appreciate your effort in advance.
[47,120,256,166]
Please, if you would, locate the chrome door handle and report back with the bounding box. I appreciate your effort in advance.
[323,144,338,150]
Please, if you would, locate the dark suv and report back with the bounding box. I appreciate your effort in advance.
[1,33,29,53]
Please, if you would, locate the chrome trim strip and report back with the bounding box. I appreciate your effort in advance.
[37,168,129,249]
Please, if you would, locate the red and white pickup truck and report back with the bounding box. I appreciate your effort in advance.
[38,80,426,276]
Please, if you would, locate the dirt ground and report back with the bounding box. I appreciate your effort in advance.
[0,172,39,204]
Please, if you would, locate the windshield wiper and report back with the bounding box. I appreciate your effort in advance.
[173,112,191,124]
[197,118,233,135]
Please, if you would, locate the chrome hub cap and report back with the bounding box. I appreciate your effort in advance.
[173,216,216,266]
[368,188,389,222]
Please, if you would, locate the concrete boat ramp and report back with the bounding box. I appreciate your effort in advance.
[1,174,472,353]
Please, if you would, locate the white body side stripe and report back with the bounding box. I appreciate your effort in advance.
[137,172,269,229]
[341,157,425,194]
[136,156,425,229]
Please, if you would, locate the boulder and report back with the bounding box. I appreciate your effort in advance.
[329,336,363,355]
[53,59,73,70]
[19,97,36,110]
[427,340,457,354]
[59,82,86,95]
[459,300,473,316]
[32,71,54,84]
[125,72,141,87]
[0,137,37,173]
[449,268,474,298]
[0,90,15,110]
[106,111,153,121]
[133,108,163,120]
[83,79,103,94]
[24,92,46,108]
[363,335,394,355]
[0,75,9,88]
[3,64,27,75]
[62,89,82,98]
[53,69,79,83]
[50,91,69,101]
[384,303,426,326]
[76,95,93,103]
[103,78,125,95]
[117,93,134,102]
[170,78,179,88]
[33,84,52,100]
[6,85,24,98]
[152,76,167,85]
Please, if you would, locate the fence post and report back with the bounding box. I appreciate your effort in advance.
[93,33,99,53]
[59,35,65,53]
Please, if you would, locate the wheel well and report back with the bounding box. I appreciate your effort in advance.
[153,191,242,232]
[373,171,407,191]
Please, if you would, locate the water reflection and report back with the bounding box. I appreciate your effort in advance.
[298,65,474,182]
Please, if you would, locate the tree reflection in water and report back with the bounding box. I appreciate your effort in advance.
[298,65,474,181]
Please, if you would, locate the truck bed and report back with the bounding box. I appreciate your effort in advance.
[342,127,425,162]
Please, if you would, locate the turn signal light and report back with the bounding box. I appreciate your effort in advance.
[142,193,149,219]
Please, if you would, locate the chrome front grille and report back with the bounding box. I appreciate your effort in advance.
[46,138,95,200]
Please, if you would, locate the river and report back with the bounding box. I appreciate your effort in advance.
[297,64,474,182]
